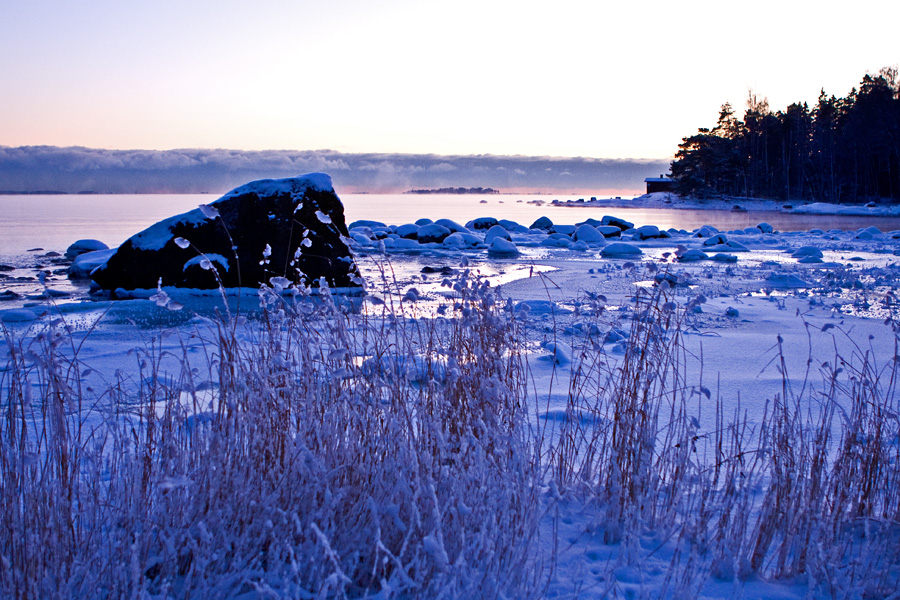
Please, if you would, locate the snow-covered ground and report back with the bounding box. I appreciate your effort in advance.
[3,204,900,598]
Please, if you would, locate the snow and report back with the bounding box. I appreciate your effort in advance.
[65,238,108,260]
[4,198,900,599]
[183,253,230,272]
[601,241,643,257]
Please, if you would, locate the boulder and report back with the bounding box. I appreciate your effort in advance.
[632,225,661,240]
[91,174,362,293]
[601,242,643,257]
[65,239,109,260]
[484,225,512,244]
[417,224,453,244]
[601,215,634,231]
[466,217,499,230]
[550,224,576,236]
[487,238,520,256]
[68,248,116,279]
[530,216,553,230]
[434,218,468,233]
[573,225,606,244]
[395,223,420,239]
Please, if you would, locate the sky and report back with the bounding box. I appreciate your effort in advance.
[0,0,898,161]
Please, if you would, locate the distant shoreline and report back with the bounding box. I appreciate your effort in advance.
[405,187,500,195]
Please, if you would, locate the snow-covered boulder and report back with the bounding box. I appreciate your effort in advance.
[487,238,520,256]
[791,246,824,259]
[573,225,606,244]
[550,224,576,236]
[693,225,719,238]
[434,218,468,233]
[1,308,40,323]
[443,232,480,248]
[757,222,774,234]
[499,219,528,233]
[349,219,386,230]
[530,216,553,231]
[92,174,362,293]
[484,225,512,244]
[417,224,452,244]
[601,215,634,231]
[595,225,623,238]
[65,239,109,260]
[632,225,662,240]
[601,242,643,257]
[395,223,420,239]
[466,217,499,230]
[678,249,709,262]
[68,248,116,279]
[702,233,730,247]
[541,234,572,248]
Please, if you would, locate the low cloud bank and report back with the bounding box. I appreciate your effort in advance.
[0,146,670,195]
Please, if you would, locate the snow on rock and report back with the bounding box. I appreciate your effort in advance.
[487,237,520,256]
[433,218,468,233]
[91,174,362,293]
[791,246,824,259]
[541,234,572,248]
[514,299,573,316]
[530,216,553,230]
[65,239,109,260]
[498,219,528,233]
[766,272,811,288]
[484,225,512,244]
[601,215,634,231]
[757,222,774,233]
[349,219,386,229]
[702,233,730,247]
[538,341,572,365]
[632,225,662,240]
[1,308,40,323]
[395,223,420,239]
[550,224,576,236]
[442,232,480,248]
[693,225,719,237]
[678,248,709,262]
[601,242,643,257]
[466,217,499,230]
[710,253,738,263]
[417,224,452,244]
[67,248,116,279]
[573,225,607,244]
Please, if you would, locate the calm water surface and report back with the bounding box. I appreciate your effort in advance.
[3,193,900,261]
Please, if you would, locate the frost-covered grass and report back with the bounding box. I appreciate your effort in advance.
[2,264,900,598]
[0,273,542,599]
[544,278,900,598]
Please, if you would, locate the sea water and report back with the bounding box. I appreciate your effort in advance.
[4,192,900,262]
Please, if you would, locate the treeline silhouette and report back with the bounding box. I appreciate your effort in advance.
[671,67,900,203]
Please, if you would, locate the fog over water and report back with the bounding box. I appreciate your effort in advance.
[0,146,668,195]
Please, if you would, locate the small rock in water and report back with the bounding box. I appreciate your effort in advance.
[66,239,110,260]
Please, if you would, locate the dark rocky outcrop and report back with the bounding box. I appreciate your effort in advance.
[91,174,362,293]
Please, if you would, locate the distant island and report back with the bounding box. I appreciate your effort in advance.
[405,187,500,195]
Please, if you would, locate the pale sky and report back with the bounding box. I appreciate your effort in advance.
[1,0,897,160]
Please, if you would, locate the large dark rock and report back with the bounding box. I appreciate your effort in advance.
[91,174,362,293]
